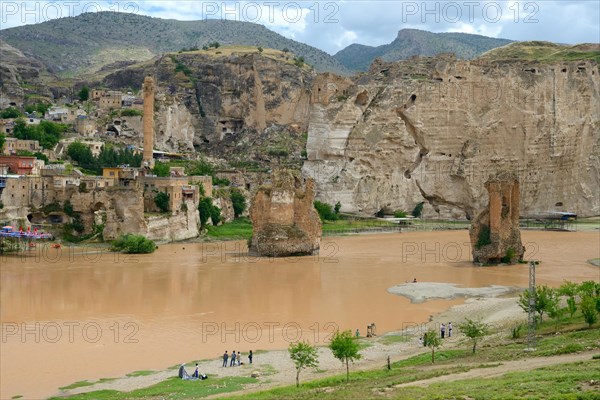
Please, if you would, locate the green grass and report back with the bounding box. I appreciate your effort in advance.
[378,334,412,345]
[59,378,117,391]
[126,370,157,377]
[206,218,252,240]
[53,376,257,399]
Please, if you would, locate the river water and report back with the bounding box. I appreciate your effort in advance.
[1,230,598,399]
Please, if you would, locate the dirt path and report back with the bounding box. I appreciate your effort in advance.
[394,351,598,388]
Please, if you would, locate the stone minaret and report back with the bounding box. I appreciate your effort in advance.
[142,76,155,168]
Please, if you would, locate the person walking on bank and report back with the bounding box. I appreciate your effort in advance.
[230,350,236,367]
[222,351,228,367]
[441,323,446,339]
[248,350,253,364]
[237,351,242,366]
[448,322,453,337]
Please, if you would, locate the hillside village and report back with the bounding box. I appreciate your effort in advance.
[0,78,255,244]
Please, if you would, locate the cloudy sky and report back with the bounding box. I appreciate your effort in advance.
[1,1,598,54]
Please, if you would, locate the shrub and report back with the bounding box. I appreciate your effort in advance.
[257,46,263,53]
[0,107,22,119]
[314,201,338,221]
[394,210,407,218]
[154,192,170,213]
[199,197,221,227]
[34,152,49,163]
[334,201,341,214]
[476,225,492,248]
[412,202,425,218]
[511,324,523,339]
[502,247,516,263]
[63,200,74,216]
[121,108,142,117]
[581,296,598,327]
[78,86,89,101]
[111,234,156,254]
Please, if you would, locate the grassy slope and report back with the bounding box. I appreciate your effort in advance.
[479,41,600,63]
[1,12,347,75]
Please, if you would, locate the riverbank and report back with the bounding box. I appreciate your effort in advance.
[50,293,599,399]
[2,230,598,399]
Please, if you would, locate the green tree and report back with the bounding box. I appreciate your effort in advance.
[67,142,96,171]
[412,202,425,218]
[210,204,221,225]
[334,201,341,214]
[154,192,170,213]
[314,201,338,221]
[257,46,263,53]
[0,107,22,118]
[78,86,90,101]
[458,318,489,354]
[423,330,441,363]
[394,210,407,218]
[0,134,6,151]
[580,296,598,327]
[518,284,555,323]
[153,162,170,177]
[34,152,49,163]
[329,330,361,383]
[578,281,597,298]
[559,281,579,317]
[288,341,319,387]
[230,188,246,218]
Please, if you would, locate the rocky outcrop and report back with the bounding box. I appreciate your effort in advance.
[303,55,600,218]
[145,200,199,242]
[469,172,524,264]
[0,39,48,108]
[250,170,321,257]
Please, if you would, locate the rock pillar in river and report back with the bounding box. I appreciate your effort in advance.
[469,172,524,264]
[249,169,322,257]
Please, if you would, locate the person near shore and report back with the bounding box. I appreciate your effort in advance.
[441,323,446,339]
[193,363,199,378]
[448,322,453,337]
[230,350,236,367]
[355,329,360,338]
[222,351,228,367]
[413,278,417,283]
[418,336,423,346]
[248,350,253,364]
[237,351,242,366]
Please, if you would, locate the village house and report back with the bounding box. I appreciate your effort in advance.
[2,138,42,155]
[0,155,37,175]
[99,91,123,110]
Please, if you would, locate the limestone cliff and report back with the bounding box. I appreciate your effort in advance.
[303,56,600,218]
[102,51,314,165]
[250,170,321,257]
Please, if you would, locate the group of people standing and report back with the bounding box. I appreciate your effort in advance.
[440,322,452,338]
[222,350,253,367]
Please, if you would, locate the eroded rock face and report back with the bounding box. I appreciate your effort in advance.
[469,172,524,264]
[303,56,600,218]
[250,170,321,257]
[0,39,47,108]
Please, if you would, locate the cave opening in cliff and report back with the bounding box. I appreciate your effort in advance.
[410,94,417,102]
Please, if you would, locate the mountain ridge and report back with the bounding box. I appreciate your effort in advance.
[0,12,349,76]
[334,28,514,71]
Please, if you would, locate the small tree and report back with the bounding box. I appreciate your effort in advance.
[230,187,246,218]
[257,46,263,53]
[154,192,170,213]
[153,162,170,177]
[78,86,90,101]
[412,202,425,218]
[423,330,441,363]
[0,133,5,150]
[580,296,598,327]
[459,318,489,354]
[334,201,341,214]
[329,330,361,382]
[518,285,555,323]
[559,281,579,317]
[288,341,319,387]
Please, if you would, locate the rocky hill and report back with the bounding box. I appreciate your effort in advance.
[0,12,348,76]
[303,55,600,218]
[99,48,315,167]
[334,29,513,71]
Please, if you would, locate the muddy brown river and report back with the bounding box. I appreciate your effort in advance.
[1,230,598,399]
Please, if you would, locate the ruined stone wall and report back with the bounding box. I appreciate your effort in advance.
[303,57,600,218]
[145,199,199,242]
[250,170,321,257]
